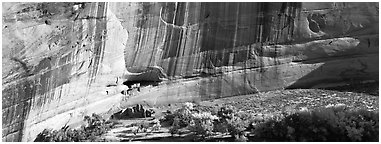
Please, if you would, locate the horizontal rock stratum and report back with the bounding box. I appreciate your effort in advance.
[2,2,378,141]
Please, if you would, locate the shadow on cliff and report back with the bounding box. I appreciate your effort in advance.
[285,53,379,91]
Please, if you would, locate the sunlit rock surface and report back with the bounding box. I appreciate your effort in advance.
[2,2,378,141]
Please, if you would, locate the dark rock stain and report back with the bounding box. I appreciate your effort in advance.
[10,57,31,76]
[307,13,326,33]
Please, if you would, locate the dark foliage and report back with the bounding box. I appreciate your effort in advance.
[160,105,194,129]
[34,113,115,142]
[214,106,254,141]
[252,107,379,142]
[165,103,378,142]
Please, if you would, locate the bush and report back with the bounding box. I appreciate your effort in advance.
[217,105,235,120]
[169,117,181,136]
[164,104,256,141]
[215,106,253,135]
[164,103,220,139]
[252,107,379,142]
[161,102,195,129]
[165,103,377,142]
[34,113,114,142]
[188,112,218,137]
[226,115,248,137]
[164,103,199,137]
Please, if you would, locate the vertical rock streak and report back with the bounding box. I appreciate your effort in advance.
[2,2,111,141]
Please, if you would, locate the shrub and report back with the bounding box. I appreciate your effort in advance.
[164,104,255,141]
[131,121,151,133]
[161,102,195,128]
[169,117,182,136]
[226,115,248,136]
[34,113,114,142]
[217,105,235,120]
[165,103,219,139]
[188,112,218,137]
[252,107,379,142]
[214,106,254,141]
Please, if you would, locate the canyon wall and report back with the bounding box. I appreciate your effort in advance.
[2,2,378,141]
[111,2,378,107]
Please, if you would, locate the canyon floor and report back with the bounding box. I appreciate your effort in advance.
[99,82,379,142]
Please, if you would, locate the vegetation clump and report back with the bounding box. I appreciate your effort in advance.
[188,111,218,138]
[34,113,116,142]
[162,103,253,141]
[252,106,379,142]
[35,102,378,142]
[161,102,194,129]
[163,103,378,142]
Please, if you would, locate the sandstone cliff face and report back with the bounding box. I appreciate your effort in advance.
[2,2,125,141]
[112,2,378,108]
[2,2,378,141]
